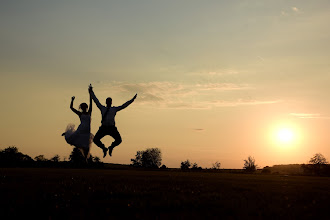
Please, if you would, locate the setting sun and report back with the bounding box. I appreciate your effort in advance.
[277,128,294,143]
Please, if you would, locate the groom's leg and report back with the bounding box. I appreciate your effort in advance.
[108,126,122,156]
[93,126,108,157]
[110,126,122,147]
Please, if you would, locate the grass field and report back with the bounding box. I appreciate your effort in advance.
[0,168,329,219]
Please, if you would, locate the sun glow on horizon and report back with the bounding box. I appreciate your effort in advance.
[268,122,302,150]
[271,123,302,149]
[277,128,294,143]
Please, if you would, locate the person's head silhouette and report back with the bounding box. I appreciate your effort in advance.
[79,103,88,113]
[106,97,112,107]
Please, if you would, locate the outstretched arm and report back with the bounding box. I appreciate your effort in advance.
[89,84,103,110]
[117,94,137,111]
[88,91,92,115]
[70,96,81,116]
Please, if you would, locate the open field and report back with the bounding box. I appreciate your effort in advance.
[0,168,329,219]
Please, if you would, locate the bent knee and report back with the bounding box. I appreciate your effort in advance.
[116,138,122,144]
[93,136,99,143]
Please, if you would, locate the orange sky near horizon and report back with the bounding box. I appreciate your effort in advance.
[1,1,330,168]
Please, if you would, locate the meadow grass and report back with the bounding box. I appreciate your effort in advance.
[0,168,329,219]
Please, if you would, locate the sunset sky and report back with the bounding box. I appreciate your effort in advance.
[1,0,330,168]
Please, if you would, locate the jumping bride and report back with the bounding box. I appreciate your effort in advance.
[62,87,94,160]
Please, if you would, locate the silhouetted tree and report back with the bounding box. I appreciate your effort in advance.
[93,156,101,163]
[142,148,162,168]
[309,153,328,165]
[160,164,167,169]
[69,148,87,167]
[131,151,143,167]
[0,146,34,167]
[243,156,257,173]
[3,146,19,154]
[211,161,221,170]
[191,162,202,170]
[181,160,191,170]
[306,153,329,175]
[131,148,162,168]
[34,155,47,162]
[50,154,60,162]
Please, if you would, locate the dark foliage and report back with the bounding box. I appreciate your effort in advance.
[131,148,162,168]
[0,146,34,167]
[69,148,87,167]
[0,146,103,169]
[309,153,327,165]
[69,148,104,168]
[191,162,202,170]
[131,151,143,167]
[180,160,202,170]
[261,166,271,174]
[180,160,191,170]
[50,155,60,162]
[211,161,221,170]
[301,153,330,176]
[301,164,330,176]
[243,156,257,173]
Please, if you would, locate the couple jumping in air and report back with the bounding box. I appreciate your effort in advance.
[62,84,137,160]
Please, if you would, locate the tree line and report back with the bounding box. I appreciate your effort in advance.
[130,148,330,176]
[1,146,329,176]
[0,146,103,168]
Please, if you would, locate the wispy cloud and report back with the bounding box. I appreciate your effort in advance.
[98,81,279,109]
[209,99,281,107]
[190,68,240,77]
[290,113,330,119]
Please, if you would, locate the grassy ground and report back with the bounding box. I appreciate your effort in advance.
[0,168,329,219]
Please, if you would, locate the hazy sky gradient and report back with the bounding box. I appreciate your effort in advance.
[1,0,330,168]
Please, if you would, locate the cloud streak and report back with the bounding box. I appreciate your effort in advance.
[290,113,330,119]
[99,81,279,109]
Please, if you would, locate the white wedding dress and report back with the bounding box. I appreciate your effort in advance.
[64,114,94,159]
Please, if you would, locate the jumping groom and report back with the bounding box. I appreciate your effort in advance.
[88,84,137,157]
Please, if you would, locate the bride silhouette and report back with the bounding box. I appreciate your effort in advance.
[62,89,94,160]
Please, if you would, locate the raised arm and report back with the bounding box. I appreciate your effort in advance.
[88,91,92,115]
[89,84,103,110]
[117,94,137,111]
[70,96,81,116]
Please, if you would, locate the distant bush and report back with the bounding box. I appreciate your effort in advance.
[68,148,103,168]
[243,156,257,173]
[0,146,34,167]
[211,161,221,170]
[0,146,103,169]
[261,166,271,174]
[180,160,202,170]
[180,160,191,170]
[160,164,167,169]
[35,155,48,162]
[309,153,328,165]
[131,148,162,168]
[191,162,202,170]
[50,155,60,162]
[69,148,87,167]
[302,153,329,176]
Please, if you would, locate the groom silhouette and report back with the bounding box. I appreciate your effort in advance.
[89,84,137,157]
